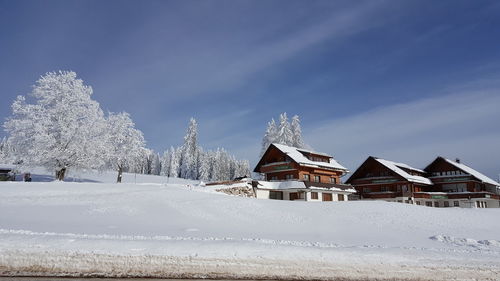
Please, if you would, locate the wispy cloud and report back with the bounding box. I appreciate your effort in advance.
[306,79,500,179]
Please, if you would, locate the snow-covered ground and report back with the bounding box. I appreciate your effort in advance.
[0,170,499,280]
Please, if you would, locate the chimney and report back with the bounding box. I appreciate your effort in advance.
[455,158,460,163]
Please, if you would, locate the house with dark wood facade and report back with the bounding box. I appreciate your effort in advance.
[345,156,433,204]
[253,143,355,202]
[347,156,500,208]
[419,157,500,208]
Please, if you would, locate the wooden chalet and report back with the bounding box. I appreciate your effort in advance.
[345,156,433,204]
[253,143,355,202]
[420,157,500,208]
[347,156,500,208]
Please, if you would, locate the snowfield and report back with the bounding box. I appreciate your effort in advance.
[0,171,499,280]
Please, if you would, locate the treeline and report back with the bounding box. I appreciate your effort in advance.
[126,119,250,182]
[0,71,249,182]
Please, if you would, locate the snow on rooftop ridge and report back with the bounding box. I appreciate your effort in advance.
[374,158,432,185]
[271,143,348,171]
[443,158,499,186]
[257,180,306,190]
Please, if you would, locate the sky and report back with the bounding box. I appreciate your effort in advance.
[1,0,500,179]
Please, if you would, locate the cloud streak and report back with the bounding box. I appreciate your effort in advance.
[307,80,500,179]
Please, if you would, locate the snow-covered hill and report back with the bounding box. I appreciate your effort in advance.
[0,171,499,280]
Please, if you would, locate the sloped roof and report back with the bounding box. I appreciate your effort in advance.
[374,158,433,185]
[442,157,499,186]
[272,143,348,171]
[255,180,356,193]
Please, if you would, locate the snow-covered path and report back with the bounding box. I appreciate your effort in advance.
[0,175,499,280]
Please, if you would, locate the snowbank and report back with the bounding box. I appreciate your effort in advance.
[0,173,499,280]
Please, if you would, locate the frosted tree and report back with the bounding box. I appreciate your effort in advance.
[260,118,278,156]
[4,71,108,180]
[169,146,181,178]
[105,112,146,183]
[179,118,199,180]
[0,137,9,163]
[160,150,171,176]
[277,113,293,146]
[260,113,307,154]
[198,150,212,182]
[234,160,250,178]
[290,115,305,148]
[151,152,161,176]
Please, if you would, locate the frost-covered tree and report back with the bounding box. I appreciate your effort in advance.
[169,146,181,178]
[277,113,293,146]
[290,115,305,148]
[179,118,199,180]
[260,113,307,154]
[0,137,9,163]
[160,150,171,176]
[4,71,108,180]
[198,149,212,182]
[151,152,161,176]
[260,118,278,157]
[105,112,146,183]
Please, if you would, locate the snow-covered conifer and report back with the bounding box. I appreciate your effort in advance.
[260,118,278,156]
[169,146,181,178]
[198,150,212,181]
[277,113,293,146]
[4,71,108,180]
[179,118,199,180]
[151,152,161,176]
[290,115,305,148]
[160,150,171,177]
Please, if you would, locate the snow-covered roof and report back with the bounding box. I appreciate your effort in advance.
[272,143,348,172]
[443,158,499,187]
[256,180,305,190]
[374,158,433,185]
[255,180,356,193]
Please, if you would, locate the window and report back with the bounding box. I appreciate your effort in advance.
[322,193,333,201]
[303,174,310,181]
[381,186,389,192]
[363,187,371,193]
[311,192,318,200]
[425,201,432,207]
[454,201,459,207]
[330,177,337,184]
[314,175,320,182]
[338,194,345,201]
[270,176,278,181]
[434,202,439,207]
[290,192,300,200]
[269,191,283,200]
[416,201,421,205]
[285,174,293,180]
[476,201,481,208]
[444,201,449,207]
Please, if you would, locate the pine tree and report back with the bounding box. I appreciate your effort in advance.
[179,118,199,180]
[169,146,181,178]
[4,71,108,180]
[290,115,305,148]
[160,150,171,177]
[260,118,278,156]
[277,113,293,146]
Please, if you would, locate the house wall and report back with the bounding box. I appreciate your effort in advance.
[256,188,351,202]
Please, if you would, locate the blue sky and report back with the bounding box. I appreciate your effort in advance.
[1,0,500,179]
